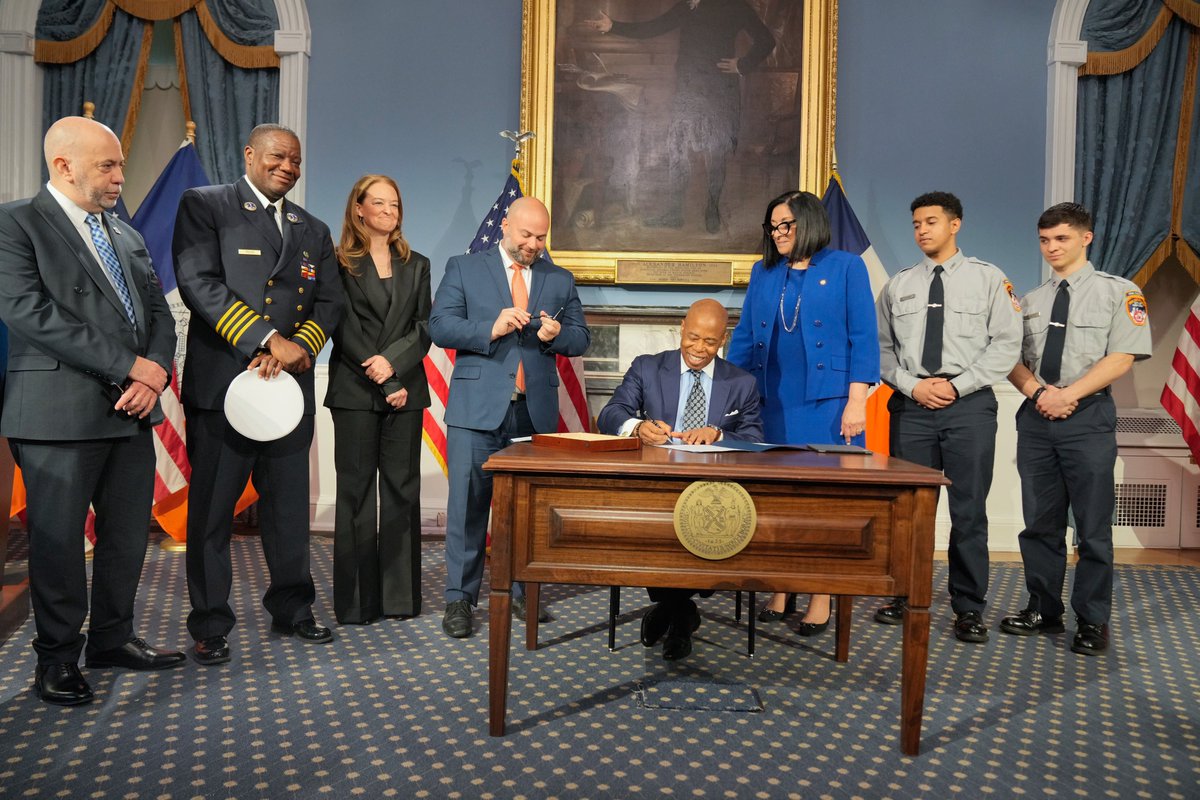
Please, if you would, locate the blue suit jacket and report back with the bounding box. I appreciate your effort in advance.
[429,247,590,432]
[727,248,878,408]
[597,350,764,442]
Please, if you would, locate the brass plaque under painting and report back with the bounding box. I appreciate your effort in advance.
[673,481,757,560]
[616,260,733,286]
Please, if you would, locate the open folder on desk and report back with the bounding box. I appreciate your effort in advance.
[715,440,872,455]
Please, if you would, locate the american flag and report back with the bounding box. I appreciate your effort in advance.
[1162,293,1200,461]
[421,164,590,473]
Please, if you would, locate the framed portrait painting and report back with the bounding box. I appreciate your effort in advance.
[520,0,837,285]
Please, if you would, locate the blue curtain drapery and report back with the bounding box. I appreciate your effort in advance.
[178,0,279,184]
[37,0,145,159]
[35,0,280,187]
[1075,0,1200,282]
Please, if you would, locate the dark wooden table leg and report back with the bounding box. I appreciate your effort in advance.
[900,604,930,755]
[525,582,540,651]
[608,587,619,652]
[835,594,851,663]
[489,590,512,736]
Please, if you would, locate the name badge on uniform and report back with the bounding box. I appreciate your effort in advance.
[899,293,916,302]
[238,248,262,256]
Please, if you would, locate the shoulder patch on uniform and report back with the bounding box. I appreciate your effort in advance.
[1125,291,1148,326]
[1003,279,1021,313]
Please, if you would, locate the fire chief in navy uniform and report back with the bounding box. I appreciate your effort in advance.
[173,124,344,664]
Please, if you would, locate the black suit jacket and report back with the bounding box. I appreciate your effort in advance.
[172,178,344,413]
[324,251,432,412]
[0,189,176,439]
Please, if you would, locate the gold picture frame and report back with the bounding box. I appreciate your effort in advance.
[520,0,837,286]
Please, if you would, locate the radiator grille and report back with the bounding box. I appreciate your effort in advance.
[1116,416,1182,436]
[1114,482,1168,528]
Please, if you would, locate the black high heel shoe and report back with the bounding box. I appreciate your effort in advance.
[795,618,829,637]
[756,593,798,622]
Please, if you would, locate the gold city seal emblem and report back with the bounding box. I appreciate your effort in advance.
[673,481,757,560]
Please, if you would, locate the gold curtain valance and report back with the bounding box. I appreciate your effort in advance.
[35,0,279,69]
[1081,0,1200,76]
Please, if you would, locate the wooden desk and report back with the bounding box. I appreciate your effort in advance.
[484,443,948,755]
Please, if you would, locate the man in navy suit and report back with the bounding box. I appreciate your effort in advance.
[0,117,183,705]
[597,298,763,659]
[429,197,591,638]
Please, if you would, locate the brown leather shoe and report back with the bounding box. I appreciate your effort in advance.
[192,636,231,666]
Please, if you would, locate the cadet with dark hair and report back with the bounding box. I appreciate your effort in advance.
[874,191,1022,643]
[1000,203,1151,656]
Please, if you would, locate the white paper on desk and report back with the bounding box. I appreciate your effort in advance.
[655,443,736,453]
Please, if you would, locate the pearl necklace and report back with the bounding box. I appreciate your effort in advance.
[779,265,804,332]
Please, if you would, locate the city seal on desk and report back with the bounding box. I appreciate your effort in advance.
[673,481,757,560]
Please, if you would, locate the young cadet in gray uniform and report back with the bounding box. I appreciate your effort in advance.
[876,192,1023,643]
[1000,203,1151,656]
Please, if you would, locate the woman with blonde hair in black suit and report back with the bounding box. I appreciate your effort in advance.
[324,174,431,624]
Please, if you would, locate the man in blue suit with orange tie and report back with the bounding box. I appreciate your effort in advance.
[597,298,763,659]
[430,197,591,639]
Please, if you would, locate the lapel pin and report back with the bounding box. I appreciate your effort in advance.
[243,201,258,212]
[286,212,300,224]
[819,279,826,285]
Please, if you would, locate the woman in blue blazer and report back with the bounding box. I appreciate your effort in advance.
[727,189,879,633]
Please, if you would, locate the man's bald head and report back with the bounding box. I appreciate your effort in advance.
[679,299,729,372]
[500,197,551,266]
[44,116,126,213]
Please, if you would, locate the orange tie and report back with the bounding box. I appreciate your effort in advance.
[511,263,528,392]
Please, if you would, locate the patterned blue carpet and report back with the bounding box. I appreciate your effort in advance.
[0,535,1197,799]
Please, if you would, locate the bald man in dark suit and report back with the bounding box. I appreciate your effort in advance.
[0,116,183,706]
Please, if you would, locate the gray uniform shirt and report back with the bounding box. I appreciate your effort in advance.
[877,249,1023,398]
[1018,261,1151,386]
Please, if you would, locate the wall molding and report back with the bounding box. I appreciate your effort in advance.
[1046,0,1091,209]
[273,1,310,205]
[0,0,41,204]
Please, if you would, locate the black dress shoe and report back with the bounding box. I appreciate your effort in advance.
[874,597,907,625]
[86,637,186,671]
[1071,621,1109,656]
[662,604,702,661]
[999,608,1065,636]
[795,618,830,637]
[757,607,787,622]
[272,620,334,643]
[192,636,231,665]
[640,602,672,647]
[34,663,94,706]
[512,598,554,623]
[442,600,473,639]
[954,610,989,643]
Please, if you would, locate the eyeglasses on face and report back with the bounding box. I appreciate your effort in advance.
[763,219,796,236]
